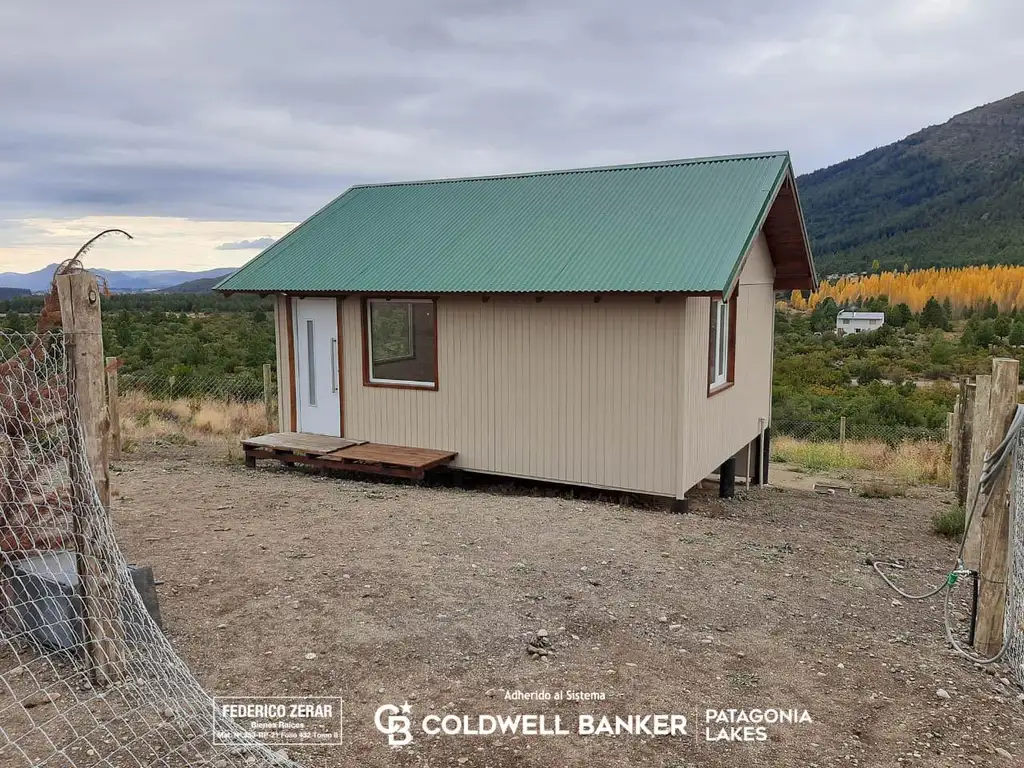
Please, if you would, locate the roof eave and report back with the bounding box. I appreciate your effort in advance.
[721,157,791,300]
[214,186,363,294]
[784,166,819,292]
[210,288,730,298]
[723,160,818,299]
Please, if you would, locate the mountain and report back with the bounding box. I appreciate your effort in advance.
[159,276,228,293]
[0,265,236,293]
[797,91,1024,276]
[0,287,31,299]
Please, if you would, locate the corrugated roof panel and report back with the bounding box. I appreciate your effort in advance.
[216,153,795,295]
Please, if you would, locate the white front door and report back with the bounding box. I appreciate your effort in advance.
[293,298,341,436]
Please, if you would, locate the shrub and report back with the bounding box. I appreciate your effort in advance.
[860,481,906,498]
[932,504,966,539]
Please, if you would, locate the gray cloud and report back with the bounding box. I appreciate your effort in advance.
[0,0,1022,225]
[216,237,277,250]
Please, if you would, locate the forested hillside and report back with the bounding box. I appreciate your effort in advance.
[798,91,1024,275]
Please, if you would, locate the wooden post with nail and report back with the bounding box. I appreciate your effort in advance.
[57,271,123,684]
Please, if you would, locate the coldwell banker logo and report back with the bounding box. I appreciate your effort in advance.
[373,700,689,747]
[374,702,413,746]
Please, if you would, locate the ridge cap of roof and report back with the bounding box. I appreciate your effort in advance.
[348,151,791,190]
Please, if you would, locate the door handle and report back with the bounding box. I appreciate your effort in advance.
[331,338,339,393]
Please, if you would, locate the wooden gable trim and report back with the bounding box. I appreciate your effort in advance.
[723,170,817,301]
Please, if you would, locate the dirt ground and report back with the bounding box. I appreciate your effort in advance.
[105,441,1023,768]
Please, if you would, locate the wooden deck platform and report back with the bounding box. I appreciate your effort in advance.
[242,432,366,456]
[242,432,458,481]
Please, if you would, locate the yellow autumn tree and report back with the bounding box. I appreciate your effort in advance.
[787,266,1024,314]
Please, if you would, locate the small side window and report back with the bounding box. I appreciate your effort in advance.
[708,296,737,394]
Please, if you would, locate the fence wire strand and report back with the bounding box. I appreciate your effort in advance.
[0,330,296,767]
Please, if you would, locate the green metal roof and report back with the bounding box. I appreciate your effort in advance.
[216,152,809,295]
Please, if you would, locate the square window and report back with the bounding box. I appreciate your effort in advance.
[364,299,437,388]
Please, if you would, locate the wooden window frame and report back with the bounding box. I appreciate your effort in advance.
[361,296,439,391]
[707,292,738,396]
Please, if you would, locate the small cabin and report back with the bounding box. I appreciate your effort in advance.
[217,153,817,506]
[836,311,885,336]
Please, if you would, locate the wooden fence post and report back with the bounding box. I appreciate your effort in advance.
[839,416,847,453]
[106,356,121,461]
[956,383,977,508]
[56,271,123,685]
[57,273,110,507]
[964,375,991,571]
[975,358,1019,657]
[263,362,274,430]
[950,394,962,492]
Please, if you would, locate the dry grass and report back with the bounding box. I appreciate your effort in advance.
[119,391,272,450]
[771,435,951,486]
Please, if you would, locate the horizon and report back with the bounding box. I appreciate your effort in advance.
[2,2,1022,274]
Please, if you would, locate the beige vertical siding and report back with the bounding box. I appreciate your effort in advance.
[286,229,778,498]
[273,295,295,431]
[676,232,775,495]
[341,294,683,495]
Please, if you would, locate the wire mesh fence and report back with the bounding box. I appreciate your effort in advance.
[112,367,279,444]
[1,329,296,766]
[117,368,274,405]
[773,418,948,445]
[770,418,951,485]
[1007,427,1024,686]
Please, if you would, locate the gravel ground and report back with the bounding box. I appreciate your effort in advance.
[103,441,1023,767]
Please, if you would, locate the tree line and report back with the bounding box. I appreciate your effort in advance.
[0,293,275,401]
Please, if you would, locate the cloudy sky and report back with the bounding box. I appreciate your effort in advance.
[1,0,1021,273]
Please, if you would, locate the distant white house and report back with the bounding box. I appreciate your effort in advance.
[836,311,885,335]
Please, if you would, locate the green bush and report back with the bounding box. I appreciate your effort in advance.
[931,504,966,539]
